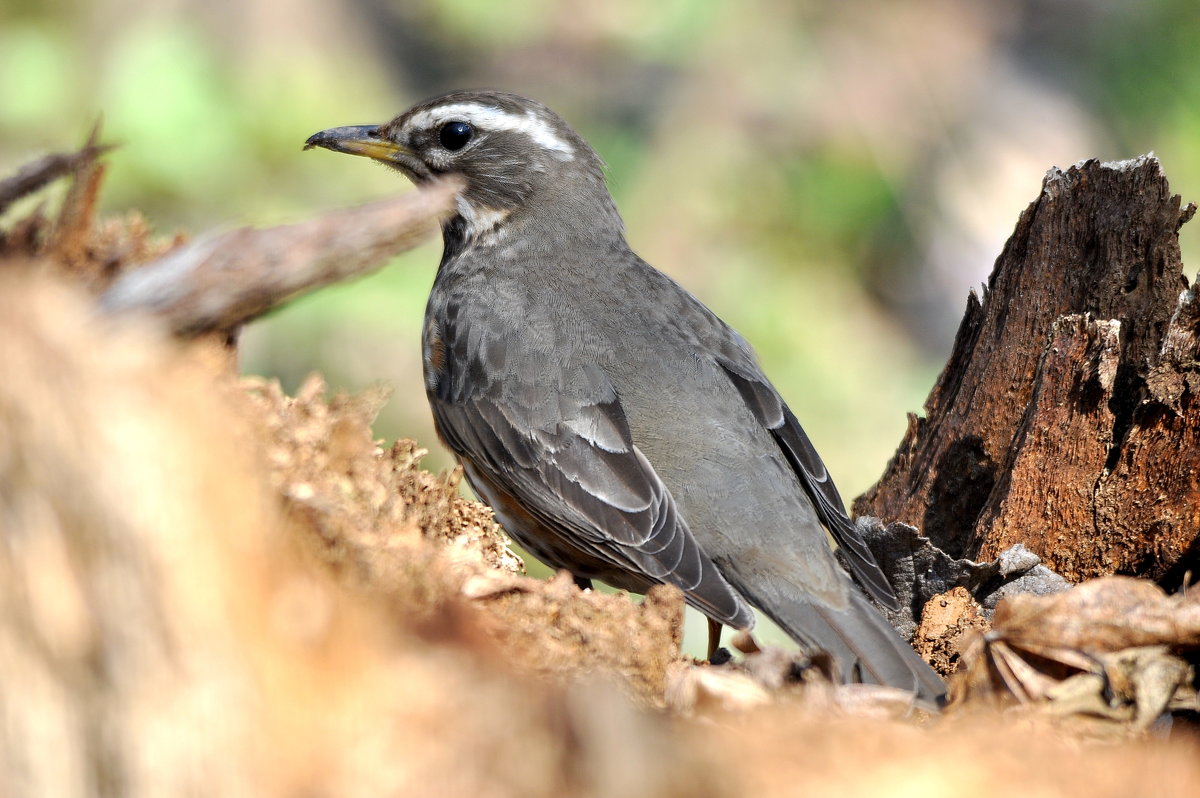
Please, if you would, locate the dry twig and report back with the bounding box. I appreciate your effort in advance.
[0,123,112,216]
[99,176,462,335]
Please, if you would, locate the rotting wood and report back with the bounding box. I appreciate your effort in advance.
[855,156,1200,585]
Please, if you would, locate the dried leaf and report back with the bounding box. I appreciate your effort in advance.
[994,577,1200,653]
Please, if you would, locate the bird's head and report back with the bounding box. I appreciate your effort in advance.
[306,90,619,244]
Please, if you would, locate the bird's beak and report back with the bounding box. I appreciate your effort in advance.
[305,124,434,182]
[303,125,407,162]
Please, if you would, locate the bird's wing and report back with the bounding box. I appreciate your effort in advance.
[715,352,901,611]
[430,342,754,629]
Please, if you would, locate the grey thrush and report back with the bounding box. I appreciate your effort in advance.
[305,90,945,703]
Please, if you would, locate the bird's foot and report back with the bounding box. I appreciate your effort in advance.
[708,647,733,666]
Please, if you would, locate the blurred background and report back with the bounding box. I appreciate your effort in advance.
[4,0,1199,647]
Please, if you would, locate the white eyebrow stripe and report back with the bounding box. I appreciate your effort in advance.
[406,103,575,157]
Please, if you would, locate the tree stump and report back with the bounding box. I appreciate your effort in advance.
[854,156,1200,587]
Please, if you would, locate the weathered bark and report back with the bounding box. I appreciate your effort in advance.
[99,177,461,336]
[855,156,1200,585]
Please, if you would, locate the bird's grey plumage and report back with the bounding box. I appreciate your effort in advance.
[305,90,945,703]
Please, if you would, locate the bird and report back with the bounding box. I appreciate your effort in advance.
[305,90,945,703]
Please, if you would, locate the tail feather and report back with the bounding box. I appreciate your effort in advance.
[767,591,946,706]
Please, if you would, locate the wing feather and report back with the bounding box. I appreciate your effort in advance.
[716,357,901,611]
[430,340,754,628]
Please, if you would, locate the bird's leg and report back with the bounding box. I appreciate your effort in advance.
[573,575,593,591]
[706,618,725,662]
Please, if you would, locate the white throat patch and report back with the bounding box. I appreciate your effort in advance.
[407,103,576,159]
[455,197,511,245]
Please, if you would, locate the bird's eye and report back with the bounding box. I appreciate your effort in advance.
[439,121,473,151]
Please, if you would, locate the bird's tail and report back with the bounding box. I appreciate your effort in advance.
[767,591,946,706]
